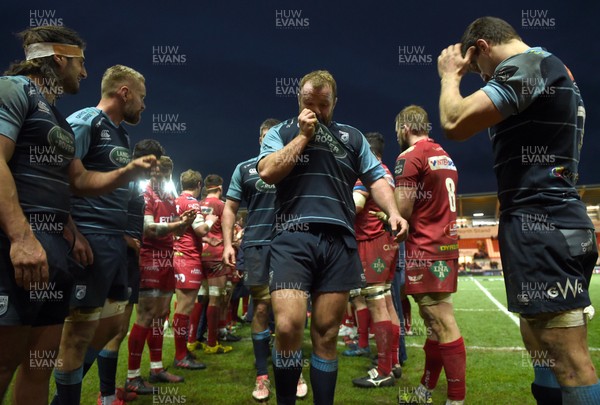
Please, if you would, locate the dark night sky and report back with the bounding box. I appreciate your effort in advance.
[3,0,599,195]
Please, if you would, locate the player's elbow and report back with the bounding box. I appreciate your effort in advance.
[258,162,277,185]
[441,121,472,142]
[194,226,209,238]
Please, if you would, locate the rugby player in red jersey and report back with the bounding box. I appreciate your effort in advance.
[351,132,401,388]
[172,170,216,368]
[125,156,195,393]
[199,175,234,354]
[394,105,465,405]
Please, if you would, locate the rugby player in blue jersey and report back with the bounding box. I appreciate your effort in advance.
[51,65,156,405]
[223,118,308,401]
[438,16,599,405]
[258,70,408,405]
[0,26,154,405]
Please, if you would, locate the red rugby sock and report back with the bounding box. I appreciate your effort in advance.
[439,337,466,400]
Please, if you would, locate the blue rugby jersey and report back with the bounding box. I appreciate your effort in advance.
[0,76,75,234]
[481,47,592,229]
[68,107,131,234]
[226,156,276,247]
[258,118,385,235]
[125,180,145,241]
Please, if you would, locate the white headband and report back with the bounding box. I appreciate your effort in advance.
[25,42,84,61]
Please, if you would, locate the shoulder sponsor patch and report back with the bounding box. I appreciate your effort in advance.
[395,158,406,176]
[493,65,519,83]
[427,155,456,171]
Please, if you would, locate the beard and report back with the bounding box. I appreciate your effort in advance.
[398,135,410,153]
[123,106,142,125]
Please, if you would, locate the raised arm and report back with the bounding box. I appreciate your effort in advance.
[258,109,315,184]
[438,44,503,140]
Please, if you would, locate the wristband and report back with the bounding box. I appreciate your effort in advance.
[205,220,214,229]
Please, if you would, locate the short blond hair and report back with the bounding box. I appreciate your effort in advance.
[395,105,430,135]
[299,70,337,99]
[101,65,145,98]
[180,169,202,190]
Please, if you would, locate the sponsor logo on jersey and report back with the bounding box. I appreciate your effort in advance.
[75,285,86,300]
[37,101,51,115]
[109,146,131,166]
[100,129,111,141]
[200,206,213,215]
[340,131,349,144]
[312,125,347,159]
[493,65,519,83]
[249,168,258,175]
[408,274,423,283]
[429,261,451,281]
[428,155,456,171]
[443,221,459,240]
[371,257,386,274]
[47,126,75,159]
[550,166,578,184]
[438,243,459,252]
[395,159,406,177]
[383,243,398,251]
[255,178,276,193]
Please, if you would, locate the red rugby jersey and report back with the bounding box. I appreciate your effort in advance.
[174,191,202,260]
[395,138,459,261]
[141,183,177,252]
[199,196,224,261]
[354,163,394,241]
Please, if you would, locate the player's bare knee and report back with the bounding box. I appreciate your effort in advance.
[277,316,304,337]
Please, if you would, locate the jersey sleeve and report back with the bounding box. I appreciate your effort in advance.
[0,77,30,142]
[353,178,368,194]
[395,150,420,188]
[481,49,549,118]
[225,162,244,202]
[67,112,93,159]
[257,126,284,163]
[382,164,395,188]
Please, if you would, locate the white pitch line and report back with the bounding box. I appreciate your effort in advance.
[338,340,600,352]
[402,342,600,352]
[405,342,524,351]
[470,277,520,327]
[454,308,501,312]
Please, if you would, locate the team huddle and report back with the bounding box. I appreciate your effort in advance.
[0,15,598,405]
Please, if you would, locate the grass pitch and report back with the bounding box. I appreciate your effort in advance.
[4,275,599,404]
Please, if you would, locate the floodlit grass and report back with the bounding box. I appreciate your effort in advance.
[3,275,599,404]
